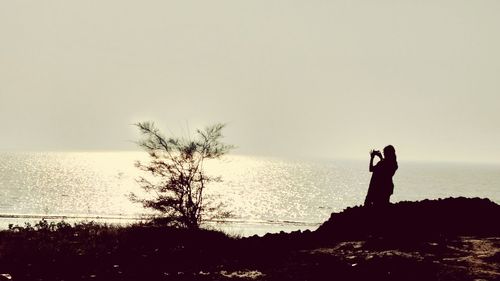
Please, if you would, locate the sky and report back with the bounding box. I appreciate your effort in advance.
[1,1,499,163]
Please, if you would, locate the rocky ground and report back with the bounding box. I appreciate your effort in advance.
[0,197,498,281]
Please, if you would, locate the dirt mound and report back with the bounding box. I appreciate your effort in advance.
[316,197,500,241]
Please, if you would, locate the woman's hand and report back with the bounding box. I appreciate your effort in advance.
[370,149,382,158]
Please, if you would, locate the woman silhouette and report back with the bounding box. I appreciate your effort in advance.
[364,145,398,207]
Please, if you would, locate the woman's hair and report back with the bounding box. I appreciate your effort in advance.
[383,145,397,163]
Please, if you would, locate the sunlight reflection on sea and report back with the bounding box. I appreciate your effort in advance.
[0,152,498,236]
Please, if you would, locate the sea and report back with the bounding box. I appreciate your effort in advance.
[0,152,499,236]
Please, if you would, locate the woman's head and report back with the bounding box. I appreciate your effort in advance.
[383,145,396,162]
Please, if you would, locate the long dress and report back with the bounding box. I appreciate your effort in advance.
[364,159,398,207]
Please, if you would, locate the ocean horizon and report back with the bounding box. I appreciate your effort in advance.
[1,151,499,236]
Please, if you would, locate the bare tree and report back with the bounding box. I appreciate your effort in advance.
[131,122,233,229]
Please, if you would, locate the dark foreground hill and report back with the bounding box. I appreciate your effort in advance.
[316,197,500,240]
[0,197,498,281]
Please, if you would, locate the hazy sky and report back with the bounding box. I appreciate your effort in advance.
[1,1,499,163]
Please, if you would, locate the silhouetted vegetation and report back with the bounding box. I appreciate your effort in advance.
[131,122,233,229]
[0,198,499,280]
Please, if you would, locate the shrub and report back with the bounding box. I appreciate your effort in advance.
[131,122,233,229]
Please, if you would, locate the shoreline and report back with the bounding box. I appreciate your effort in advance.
[0,213,321,237]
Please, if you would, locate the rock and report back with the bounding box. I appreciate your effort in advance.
[0,274,12,280]
[316,197,500,240]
